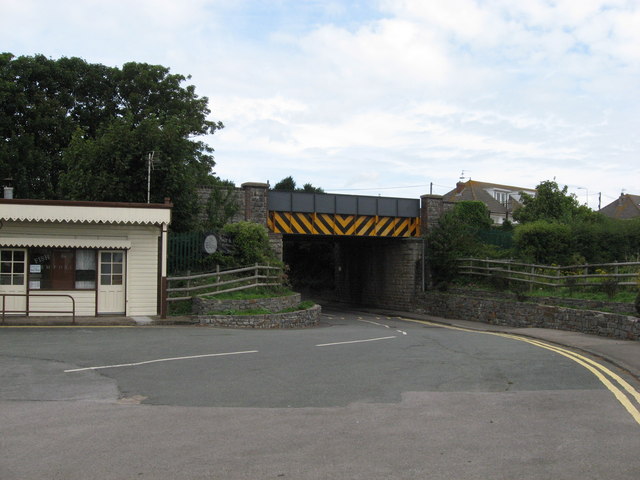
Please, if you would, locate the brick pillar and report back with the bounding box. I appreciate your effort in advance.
[241,182,269,226]
[420,194,455,233]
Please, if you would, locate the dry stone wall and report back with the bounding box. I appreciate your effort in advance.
[196,304,321,328]
[416,289,640,341]
[193,293,301,314]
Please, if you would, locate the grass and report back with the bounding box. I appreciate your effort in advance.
[208,286,294,300]
[206,301,316,316]
[524,288,637,303]
[455,277,638,304]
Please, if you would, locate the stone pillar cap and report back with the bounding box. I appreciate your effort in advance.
[241,182,269,189]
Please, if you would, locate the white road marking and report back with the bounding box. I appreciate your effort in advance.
[316,336,397,347]
[358,319,390,328]
[358,318,407,336]
[64,350,259,373]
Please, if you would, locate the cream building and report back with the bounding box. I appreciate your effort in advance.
[0,198,171,318]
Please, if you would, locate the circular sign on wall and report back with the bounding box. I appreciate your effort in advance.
[203,234,218,254]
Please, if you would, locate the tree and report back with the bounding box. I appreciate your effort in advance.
[512,180,593,224]
[0,53,224,231]
[426,201,493,287]
[273,176,297,191]
[272,176,324,193]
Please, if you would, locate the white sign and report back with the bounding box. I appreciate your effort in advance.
[30,264,41,273]
[203,234,218,254]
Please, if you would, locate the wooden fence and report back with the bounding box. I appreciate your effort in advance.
[457,258,640,289]
[167,264,282,302]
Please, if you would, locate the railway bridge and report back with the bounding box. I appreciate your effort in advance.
[201,182,448,309]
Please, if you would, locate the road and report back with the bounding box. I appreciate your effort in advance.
[1,308,639,479]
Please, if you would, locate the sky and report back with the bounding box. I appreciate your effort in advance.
[2,0,639,209]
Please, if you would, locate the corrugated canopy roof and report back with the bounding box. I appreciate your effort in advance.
[0,199,171,225]
[0,236,132,249]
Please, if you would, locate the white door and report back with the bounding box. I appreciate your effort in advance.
[97,250,126,314]
[0,248,27,314]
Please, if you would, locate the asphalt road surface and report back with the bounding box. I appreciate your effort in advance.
[1,308,639,479]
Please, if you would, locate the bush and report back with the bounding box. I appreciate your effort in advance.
[514,221,572,264]
[203,222,280,268]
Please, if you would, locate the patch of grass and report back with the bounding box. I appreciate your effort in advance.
[280,301,316,313]
[525,288,637,303]
[168,300,192,316]
[455,276,637,303]
[206,301,316,316]
[204,286,294,300]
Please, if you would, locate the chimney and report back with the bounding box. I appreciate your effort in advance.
[456,181,465,193]
[3,178,13,199]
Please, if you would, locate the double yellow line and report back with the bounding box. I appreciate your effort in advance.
[397,317,640,426]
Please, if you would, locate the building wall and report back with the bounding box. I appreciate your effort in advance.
[0,221,162,316]
[29,291,96,316]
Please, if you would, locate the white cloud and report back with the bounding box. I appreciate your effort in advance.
[1,0,639,205]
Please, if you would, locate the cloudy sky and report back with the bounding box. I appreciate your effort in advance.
[2,0,639,208]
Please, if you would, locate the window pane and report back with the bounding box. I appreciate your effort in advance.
[76,250,95,270]
[75,250,96,289]
[14,251,25,262]
[113,252,123,263]
[1,262,11,273]
[1,251,11,261]
[0,275,11,285]
[101,274,111,286]
[13,262,24,274]
[102,264,112,274]
[12,274,24,285]
[101,252,111,263]
[113,263,123,274]
[112,274,123,285]
[29,249,52,290]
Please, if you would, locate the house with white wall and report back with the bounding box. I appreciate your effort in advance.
[0,198,171,318]
[442,180,536,224]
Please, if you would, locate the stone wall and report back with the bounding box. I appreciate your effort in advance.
[193,293,301,314]
[197,182,269,226]
[416,290,640,341]
[196,304,321,328]
[196,182,282,259]
[420,194,454,233]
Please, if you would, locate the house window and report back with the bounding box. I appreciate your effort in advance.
[100,251,124,286]
[0,249,25,286]
[494,191,509,206]
[29,249,97,290]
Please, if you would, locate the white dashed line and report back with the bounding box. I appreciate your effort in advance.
[64,350,259,373]
[316,336,397,347]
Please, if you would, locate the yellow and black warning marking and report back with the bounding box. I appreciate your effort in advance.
[268,211,420,237]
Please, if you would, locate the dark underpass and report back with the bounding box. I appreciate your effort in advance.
[282,235,424,308]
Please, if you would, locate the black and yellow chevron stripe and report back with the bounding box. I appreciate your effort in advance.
[268,212,420,237]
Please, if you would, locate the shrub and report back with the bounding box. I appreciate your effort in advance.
[203,222,280,267]
[514,221,572,264]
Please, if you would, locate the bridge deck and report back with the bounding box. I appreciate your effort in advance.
[267,191,421,237]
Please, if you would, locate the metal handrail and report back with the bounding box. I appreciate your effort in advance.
[1,293,76,324]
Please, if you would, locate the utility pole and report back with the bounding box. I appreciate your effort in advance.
[147,151,155,204]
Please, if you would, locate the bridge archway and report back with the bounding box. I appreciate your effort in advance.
[281,234,424,309]
[268,190,425,309]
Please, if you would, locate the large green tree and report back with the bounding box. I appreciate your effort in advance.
[0,53,224,231]
[512,180,593,224]
[272,176,324,193]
